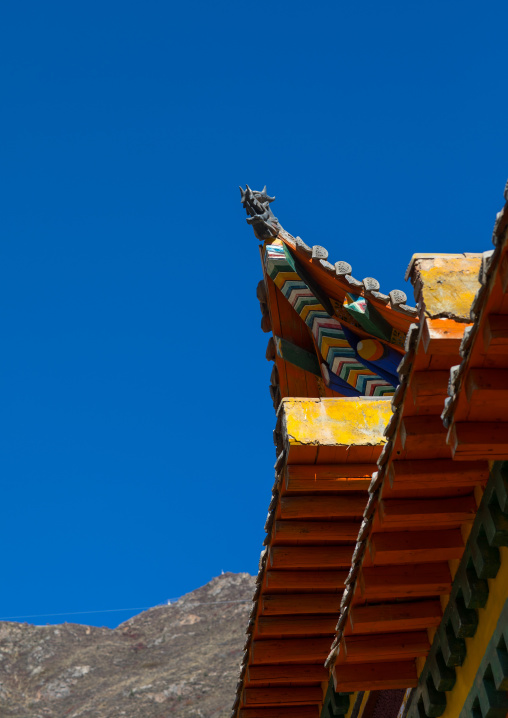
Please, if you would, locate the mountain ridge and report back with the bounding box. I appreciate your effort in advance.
[0,572,254,718]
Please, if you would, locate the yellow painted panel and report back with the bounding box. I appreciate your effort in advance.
[405,253,469,281]
[280,397,390,447]
[415,255,481,319]
[439,545,508,718]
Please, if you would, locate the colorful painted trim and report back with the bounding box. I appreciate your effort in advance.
[407,461,508,718]
[341,324,399,386]
[264,243,395,397]
[344,294,393,339]
[457,599,508,718]
[274,335,321,376]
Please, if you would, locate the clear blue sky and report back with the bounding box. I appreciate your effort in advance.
[1,1,507,627]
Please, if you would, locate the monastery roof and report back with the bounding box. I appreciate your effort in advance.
[325,251,484,672]
[232,397,390,718]
[232,181,508,718]
[243,185,421,408]
[442,182,508,457]
[242,184,418,321]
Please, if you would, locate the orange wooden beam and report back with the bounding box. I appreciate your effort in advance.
[243,686,324,706]
[272,520,360,544]
[387,459,488,490]
[333,660,417,692]
[449,421,508,459]
[410,370,450,410]
[465,368,508,402]
[263,570,347,593]
[359,562,451,599]
[367,528,463,565]
[399,416,449,453]
[280,495,366,519]
[421,318,467,354]
[269,546,353,569]
[378,495,477,529]
[246,664,328,685]
[349,600,442,635]
[256,614,337,638]
[262,594,343,615]
[338,630,429,663]
[483,314,508,353]
[251,637,331,664]
[284,464,372,493]
[239,706,320,718]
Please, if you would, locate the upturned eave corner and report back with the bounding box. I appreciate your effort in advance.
[240,184,418,319]
[233,177,508,718]
[239,184,280,241]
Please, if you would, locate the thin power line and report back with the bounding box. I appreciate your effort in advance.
[0,598,252,621]
[0,607,156,620]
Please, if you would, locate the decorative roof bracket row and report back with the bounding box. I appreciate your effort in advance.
[406,461,508,718]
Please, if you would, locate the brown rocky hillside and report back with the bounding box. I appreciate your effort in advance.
[0,572,254,718]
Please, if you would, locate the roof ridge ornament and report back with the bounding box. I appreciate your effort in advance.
[239,184,280,240]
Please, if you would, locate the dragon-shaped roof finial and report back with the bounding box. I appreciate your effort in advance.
[239,185,280,240]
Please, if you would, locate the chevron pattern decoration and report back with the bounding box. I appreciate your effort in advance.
[264,242,395,397]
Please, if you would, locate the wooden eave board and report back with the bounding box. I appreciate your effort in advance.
[371,315,483,506]
[333,660,418,692]
[239,459,377,714]
[441,224,508,459]
[237,249,491,713]
[236,399,391,717]
[330,313,489,694]
[448,239,508,427]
